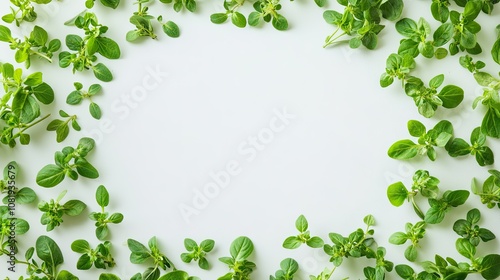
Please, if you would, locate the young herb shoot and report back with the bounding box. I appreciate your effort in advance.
[283,214,324,249]
[89,185,124,241]
[38,189,87,231]
[181,238,215,270]
[67,82,103,120]
[71,239,116,270]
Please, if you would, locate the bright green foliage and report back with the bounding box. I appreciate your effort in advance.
[127,0,180,42]
[446,127,494,166]
[218,236,256,280]
[59,12,120,82]
[71,239,116,270]
[1,0,53,26]
[388,120,453,161]
[380,53,416,87]
[248,0,288,31]
[67,82,103,120]
[0,63,54,147]
[38,190,87,231]
[424,190,469,224]
[460,56,500,138]
[128,236,176,280]
[453,208,495,246]
[0,205,29,256]
[446,1,483,55]
[46,110,81,143]
[493,24,500,65]
[389,221,426,262]
[387,169,440,219]
[14,235,79,279]
[471,170,500,209]
[283,214,324,249]
[317,215,393,280]
[89,185,124,241]
[322,0,404,49]
[180,238,215,270]
[36,137,99,188]
[85,0,121,9]
[160,0,197,12]
[270,258,299,280]
[0,25,61,68]
[0,161,37,205]
[394,17,451,59]
[210,0,248,28]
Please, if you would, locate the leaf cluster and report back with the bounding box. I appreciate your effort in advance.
[0,161,37,205]
[36,137,99,188]
[0,63,54,147]
[0,205,29,256]
[127,0,180,42]
[388,120,453,161]
[270,258,299,280]
[71,239,116,270]
[218,236,256,280]
[59,12,120,82]
[180,238,215,270]
[283,214,324,249]
[248,0,288,31]
[38,190,87,231]
[89,185,124,240]
[67,82,103,120]
[46,110,81,143]
[128,236,176,280]
[446,127,494,166]
[453,208,495,246]
[322,0,404,49]
[471,170,500,208]
[2,0,52,26]
[0,25,61,68]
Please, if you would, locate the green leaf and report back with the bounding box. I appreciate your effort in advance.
[71,239,91,253]
[95,37,121,59]
[272,15,288,31]
[99,274,121,280]
[230,236,253,261]
[100,0,120,8]
[380,0,404,21]
[56,270,78,280]
[66,34,83,51]
[15,187,37,204]
[388,140,418,159]
[24,72,43,87]
[389,232,408,245]
[67,91,83,105]
[387,182,408,206]
[295,214,308,232]
[63,200,87,216]
[158,271,190,280]
[306,237,324,248]
[36,164,65,187]
[210,13,228,24]
[75,158,99,179]
[395,18,417,37]
[479,254,500,279]
[283,236,301,249]
[408,120,425,137]
[447,138,470,157]
[476,147,494,166]
[89,102,102,119]
[429,74,444,88]
[231,12,246,28]
[128,239,151,263]
[248,12,260,27]
[109,213,124,223]
[456,238,476,259]
[395,264,415,278]
[492,39,500,65]
[162,21,180,38]
[0,25,12,42]
[424,205,446,224]
[446,190,470,207]
[482,109,500,138]
[404,244,417,261]
[56,123,70,143]
[36,235,64,273]
[31,25,48,46]
[96,185,109,207]
[93,63,113,82]
[433,23,453,47]
[200,239,215,252]
[438,85,464,108]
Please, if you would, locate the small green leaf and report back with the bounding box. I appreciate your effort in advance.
[387,182,408,206]
[89,102,102,119]
[162,21,180,38]
[295,214,308,232]
[96,185,109,207]
[231,12,246,28]
[388,140,418,159]
[63,200,87,216]
[282,236,301,249]
[230,236,253,261]
[210,13,228,24]
[36,164,65,188]
[71,239,91,253]
[93,63,113,82]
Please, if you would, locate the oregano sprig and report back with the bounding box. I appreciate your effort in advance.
[38,190,87,231]
[36,137,99,188]
[0,25,61,68]
[283,214,324,249]
[59,12,120,82]
[0,161,37,205]
[180,238,215,270]
[71,239,116,270]
[218,236,256,280]
[67,82,103,120]
[46,110,81,143]
[89,185,124,241]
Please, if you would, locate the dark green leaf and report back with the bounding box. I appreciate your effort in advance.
[36,164,65,187]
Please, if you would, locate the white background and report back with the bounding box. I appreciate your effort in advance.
[1,0,500,279]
